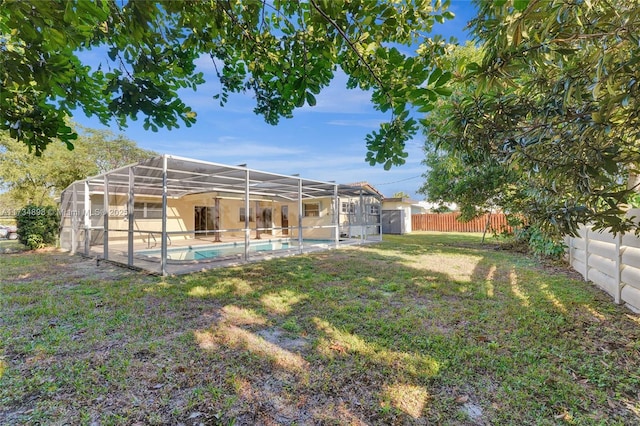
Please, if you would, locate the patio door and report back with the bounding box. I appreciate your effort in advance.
[257,207,272,235]
[195,205,220,239]
[281,206,289,235]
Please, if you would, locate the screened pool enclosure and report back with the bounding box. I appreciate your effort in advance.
[59,155,382,275]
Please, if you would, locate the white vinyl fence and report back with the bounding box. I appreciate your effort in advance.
[565,211,640,312]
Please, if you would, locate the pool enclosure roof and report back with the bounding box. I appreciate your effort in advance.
[79,154,382,200]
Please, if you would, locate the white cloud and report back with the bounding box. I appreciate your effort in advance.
[153,136,304,161]
[295,70,377,114]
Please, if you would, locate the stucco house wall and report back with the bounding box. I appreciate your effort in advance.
[75,193,364,245]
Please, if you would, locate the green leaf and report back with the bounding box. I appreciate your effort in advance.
[465,62,479,72]
[428,68,443,86]
[305,92,316,107]
[434,87,453,96]
[434,71,452,87]
[513,0,529,11]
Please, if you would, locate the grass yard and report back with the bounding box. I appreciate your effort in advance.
[1,232,639,425]
[0,240,26,254]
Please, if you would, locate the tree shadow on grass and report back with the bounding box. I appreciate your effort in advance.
[6,235,638,424]
[452,247,640,425]
[168,250,462,423]
[171,234,640,425]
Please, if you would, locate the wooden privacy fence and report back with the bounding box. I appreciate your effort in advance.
[411,212,512,233]
[565,217,640,312]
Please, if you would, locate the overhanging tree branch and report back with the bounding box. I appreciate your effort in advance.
[308,0,394,109]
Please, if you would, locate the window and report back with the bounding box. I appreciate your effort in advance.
[303,202,320,217]
[367,204,380,215]
[134,202,163,219]
[239,207,255,222]
[341,202,356,214]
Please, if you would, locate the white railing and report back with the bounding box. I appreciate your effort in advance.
[565,210,640,312]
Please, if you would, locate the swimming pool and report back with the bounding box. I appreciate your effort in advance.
[137,239,334,262]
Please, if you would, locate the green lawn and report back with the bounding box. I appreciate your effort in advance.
[0,239,26,253]
[1,232,639,425]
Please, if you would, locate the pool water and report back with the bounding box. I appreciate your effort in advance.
[138,239,333,261]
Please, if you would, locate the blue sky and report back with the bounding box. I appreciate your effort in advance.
[74,1,476,199]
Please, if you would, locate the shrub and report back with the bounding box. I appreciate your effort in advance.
[26,234,45,250]
[15,204,60,249]
[432,204,452,213]
[513,225,566,259]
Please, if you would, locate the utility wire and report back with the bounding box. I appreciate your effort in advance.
[373,175,422,186]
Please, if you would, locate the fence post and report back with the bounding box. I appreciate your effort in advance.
[615,233,622,304]
[584,225,590,282]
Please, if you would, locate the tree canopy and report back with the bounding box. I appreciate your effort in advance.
[6,0,640,237]
[420,42,532,224]
[421,0,640,237]
[391,191,412,199]
[472,0,640,235]
[1,0,455,169]
[419,43,513,220]
[0,126,155,206]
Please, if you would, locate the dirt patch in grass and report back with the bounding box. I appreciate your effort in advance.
[256,328,310,352]
[2,250,141,284]
[2,234,640,425]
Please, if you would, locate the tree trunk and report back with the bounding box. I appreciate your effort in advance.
[482,211,492,243]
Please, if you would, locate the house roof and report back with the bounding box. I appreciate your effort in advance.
[64,154,383,201]
[345,181,385,198]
